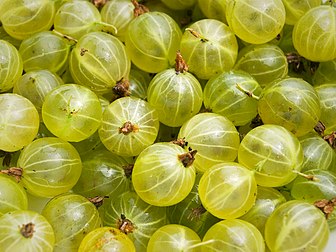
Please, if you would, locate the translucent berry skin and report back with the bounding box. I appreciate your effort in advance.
[132,142,196,207]
[167,173,220,239]
[54,1,104,40]
[0,175,28,217]
[0,40,23,93]
[198,0,228,23]
[147,224,201,252]
[0,210,55,252]
[125,12,182,73]
[312,60,336,86]
[203,70,262,126]
[226,0,286,44]
[234,44,288,88]
[239,186,286,235]
[265,200,329,252]
[19,31,71,74]
[147,68,203,127]
[69,32,131,94]
[198,162,257,220]
[293,5,336,62]
[78,227,136,252]
[178,113,240,172]
[101,0,135,42]
[99,96,159,157]
[103,191,167,252]
[17,137,82,198]
[42,194,102,252]
[238,124,303,187]
[258,77,321,137]
[13,70,63,118]
[0,0,55,40]
[291,169,336,203]
[180,19,238,80]
[0,93,39,152]
[42,84,102,142]
[282,0,321,25]
[299,132,336,173]
[202,219,265,252]
[315,84,336,135]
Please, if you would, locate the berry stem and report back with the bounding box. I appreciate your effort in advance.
[122,164,134,178]
[132,0,149,17]
[178,149,197,167]
[20,223,35,238]
[185,28,209,42]
[236,83,260,100]
[94,22,118,35]
[293,171,319,181]
[88,196,109,208]
[117,214,135,234]
[0,167,23,182]
[175,51,189,74]
[112,78,131,99]
[91,0,108,8]
[52,29,78,45]
[314,121,325,136]
[119,121,139,135]
[171,138,188,148]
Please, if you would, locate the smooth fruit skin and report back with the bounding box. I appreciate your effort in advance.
[226,0,286,44]
[180,19,238,80]
[147,68,203,127]
[293,5,336,62]
[0,40,23,92]
[17,137,82,198]
[0,93,39,152]
[132,142,196,206]
[178,113,240,172]
[69,32,130,94]
[0,175,28,216]
[147,224,201,252]
[265,200,329,252]
[42,84,102,142]
[198,162,257,219]
[125,12,182,73]
[42,194,102,252]
[238,124,303,187]
[202,219,265,252]
[258,77,321,137]
[0,210,55,252]
[78,227,136,252]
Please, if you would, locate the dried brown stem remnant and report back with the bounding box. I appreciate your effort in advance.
[314,198,336,219]
[91,0,107,8]
[314,121,326,136]
[132,0,149,17]
[88,196,109,208]
[178,150,197,167]
[171,138,188,148]
[185,28,209,43]
[175,51,189,74]
[113,79,131,98]
[117,214,135,234]
[286,52,319,75]
[0,167,23,182]
[122,164,134,178]
[119,121,139,135]
[20,223,35,238]
[323,131,336,149]
[188,205,207,221]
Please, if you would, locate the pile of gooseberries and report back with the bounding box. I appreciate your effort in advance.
[0,0,335,251]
